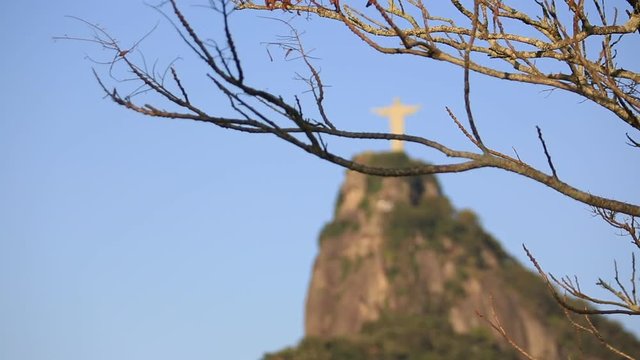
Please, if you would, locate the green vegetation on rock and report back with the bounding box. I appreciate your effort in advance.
[364,151,415,169]
[319,219,359,244]
[383,197,454,250]
[264,313,520,360]
[361,152,441,197]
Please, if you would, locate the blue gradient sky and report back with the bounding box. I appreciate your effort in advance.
[1,1,639,359]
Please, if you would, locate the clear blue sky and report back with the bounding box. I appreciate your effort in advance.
[1,1,638,359]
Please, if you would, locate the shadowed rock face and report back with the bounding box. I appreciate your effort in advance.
[269,152,640,360]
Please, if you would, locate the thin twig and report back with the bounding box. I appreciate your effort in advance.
[536,125,558,179]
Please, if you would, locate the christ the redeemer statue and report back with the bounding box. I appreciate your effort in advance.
[372,98,420,152]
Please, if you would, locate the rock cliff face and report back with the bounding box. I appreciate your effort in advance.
[267,152,639,360]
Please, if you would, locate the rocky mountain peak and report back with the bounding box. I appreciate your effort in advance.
[268,152,639,360]
[334,152,441,220]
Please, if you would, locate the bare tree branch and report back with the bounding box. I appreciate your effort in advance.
[62,0,640,356]
[476,297,537,360]
[62,0,640,218]
[239,0,640,129]
[536,125,558,180]
[524,245,640,315]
